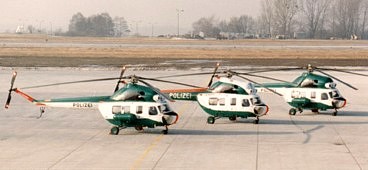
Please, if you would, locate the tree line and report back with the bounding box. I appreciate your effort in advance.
[67,12,129,37]
[193,0,368,39]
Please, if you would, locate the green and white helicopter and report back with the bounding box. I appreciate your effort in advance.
[235,64,368,116]
[4,68,199,135]
[159,64,274,124]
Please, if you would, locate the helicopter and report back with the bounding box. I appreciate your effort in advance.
[4,67,199,135]
[233,64,368,116]
[159,64,273,124]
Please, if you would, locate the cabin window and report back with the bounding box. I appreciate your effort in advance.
[311,92,316,99]
[136,106,143,114]
[209,98,218,105]
[219,98,225,106]
[112,106,121,114]
[159,104,171,113]
[321,93,329,100]
[231,98,236,106]
[122,106,130,114]
[242,99,250,107]
[149,106,158,115]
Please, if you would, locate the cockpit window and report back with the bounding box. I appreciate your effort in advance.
[159,104,171,113]
[242,99,250,107]
[149,106,158,115]
[329,91,341,98]
[250,97,262,105]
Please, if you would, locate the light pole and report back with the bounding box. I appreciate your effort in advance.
[149,22,157,37]
[176,9,184,37]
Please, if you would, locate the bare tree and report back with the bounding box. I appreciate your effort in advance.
[273,0,299,37]
[260,0,274,36]
[361,0,368,39]
[331,0,362,39]
[192,16,219,37]
[299,0,331,38]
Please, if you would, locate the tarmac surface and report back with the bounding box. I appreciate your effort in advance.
[1,68,368,170]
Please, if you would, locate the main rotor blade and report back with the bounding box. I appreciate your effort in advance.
[138,79,174,102]
[138,77,202,88]
[21,77,126,90]
[315,69,358,90]
[236,72,292,83]
[156,72,217,79]
[114,66,127,92]
[320,68,368,77]
[235,74,283,96]
[208,62,220,87]
[234,67,302,74]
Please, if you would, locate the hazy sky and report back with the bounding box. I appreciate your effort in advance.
[0,0,261,35]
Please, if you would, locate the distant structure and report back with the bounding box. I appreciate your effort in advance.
[15,25,25,34]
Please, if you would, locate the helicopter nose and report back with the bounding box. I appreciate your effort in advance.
[163,112,179,125]
[332,97,346,109]
[254,104,269,116]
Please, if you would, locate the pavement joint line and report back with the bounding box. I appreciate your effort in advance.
[151,103,194,170]
[256,123,260,170]
[130,102,190,170]
[327,117,362,170]
[47,128,105,170]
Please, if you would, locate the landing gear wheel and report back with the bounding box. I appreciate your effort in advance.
[229,116,236,121]
[333,110,338,116]
[110,126,120,135]
[253,117,260,124]
[207,116,215,124]
[161,126,168,135]
[298,108,303,113]
[135,126,143,131]
[289,108,297,115]
[311,109,319,113]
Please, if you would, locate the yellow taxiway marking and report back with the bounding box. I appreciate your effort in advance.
[130,102,189,170]
[130,134,165,170]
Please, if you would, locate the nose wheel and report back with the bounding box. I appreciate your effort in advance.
[253,117,260,124]
[161,126,168,135]
[333,109,338,116]
[110,126,120,135]
[207,116,216,124]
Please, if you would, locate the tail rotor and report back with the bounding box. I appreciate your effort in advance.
[5,71,17,109]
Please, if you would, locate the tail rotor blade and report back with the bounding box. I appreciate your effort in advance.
[5,71,17,109]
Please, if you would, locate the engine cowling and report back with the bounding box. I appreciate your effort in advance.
[325,82,337,89]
